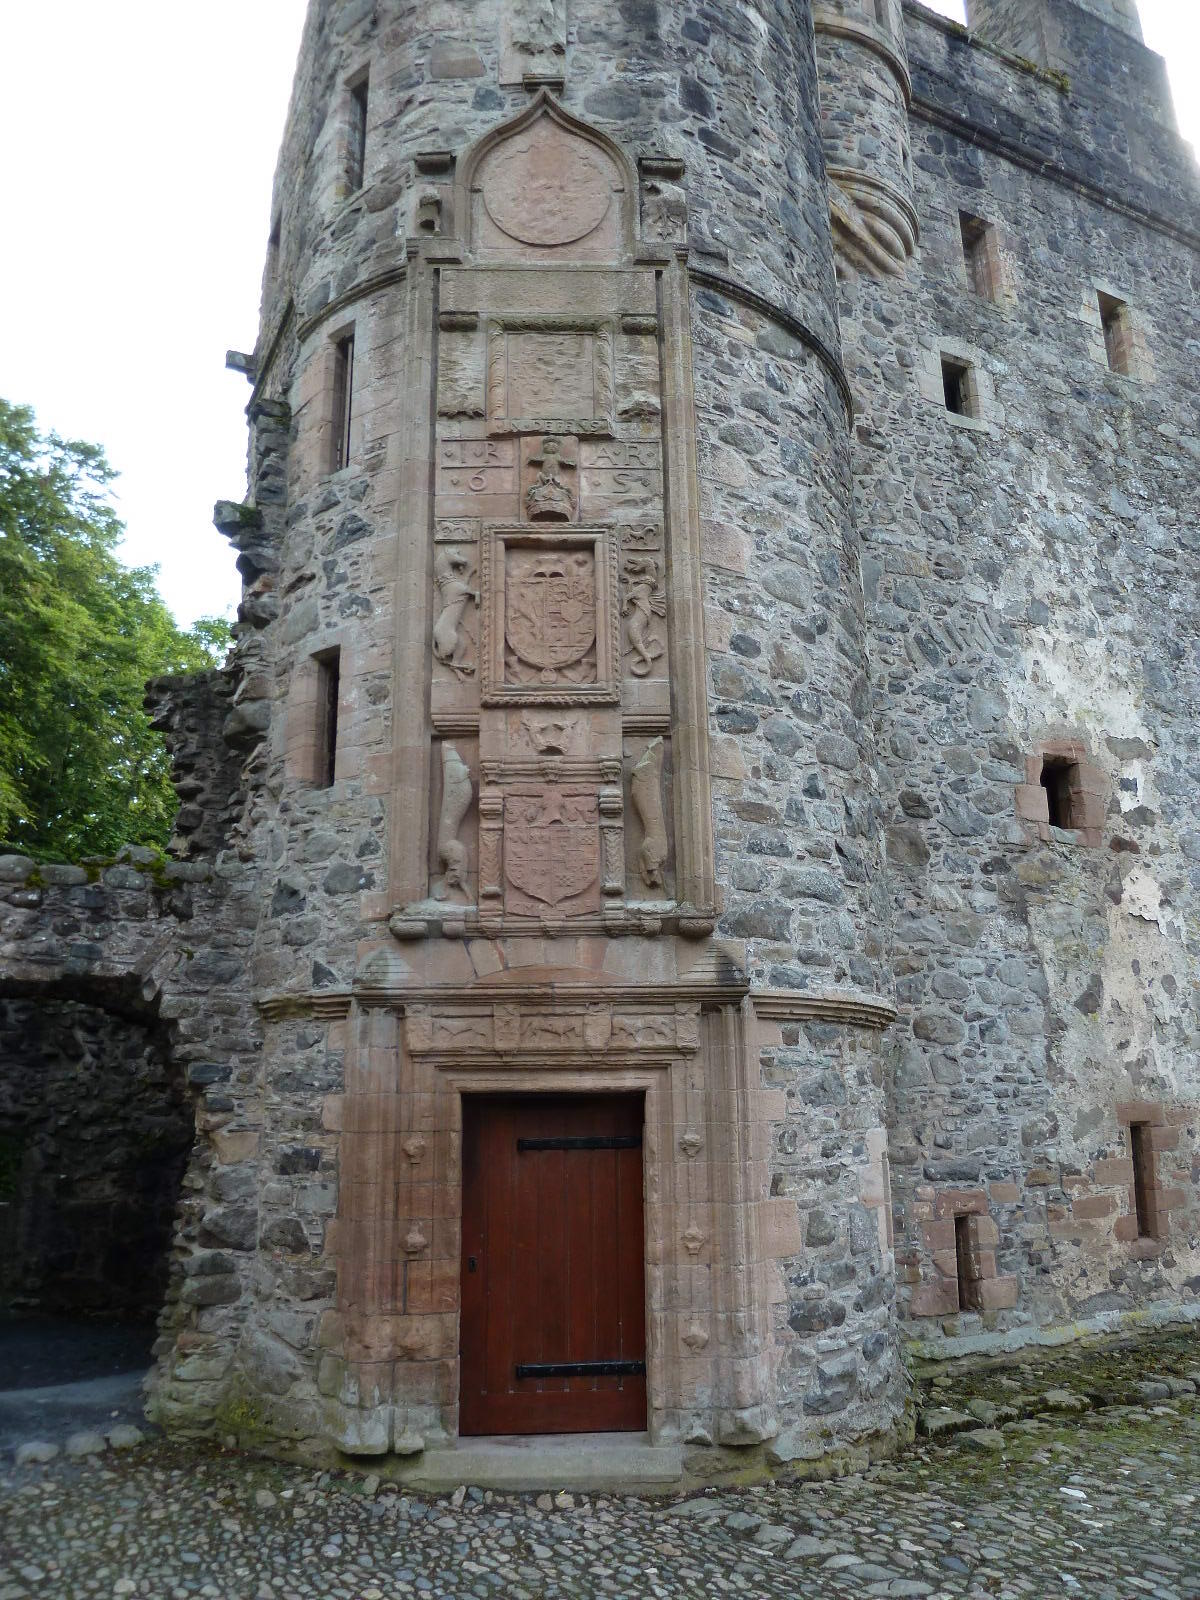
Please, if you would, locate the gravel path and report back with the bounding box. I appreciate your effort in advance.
[3,1399,1198,1599]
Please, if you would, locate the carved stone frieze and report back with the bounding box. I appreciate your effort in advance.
[401,999,703,1059]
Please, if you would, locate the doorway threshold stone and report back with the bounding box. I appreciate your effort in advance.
[391,1431,684,1494]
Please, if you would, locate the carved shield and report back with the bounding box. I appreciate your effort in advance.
[505,792,600,910]
[505,551,595,671]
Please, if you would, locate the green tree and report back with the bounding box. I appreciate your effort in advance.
[0,399,231,862]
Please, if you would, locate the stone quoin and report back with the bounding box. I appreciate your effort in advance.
[1,0,1198,1485]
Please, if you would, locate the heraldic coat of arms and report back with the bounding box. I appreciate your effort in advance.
[504,789,601,913]
[505,549,597,684]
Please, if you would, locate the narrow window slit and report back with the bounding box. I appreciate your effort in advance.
[954,1214,978,1312]
[316,650,341,789]
[347,73,369,191]
[1130,1122,1156,1239]
[332,333,354,472]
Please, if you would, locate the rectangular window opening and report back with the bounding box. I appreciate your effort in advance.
[347,73,369,191]
[954,1214,978,1312]
[1040,756,1078,830]
[960,211,998,301]
[331,333,354,472]
[941,355,977,418]
[1130,1122,1156,1239]
[874,0,889,27]
[1098,291,1132,374]
[315,650,341,789]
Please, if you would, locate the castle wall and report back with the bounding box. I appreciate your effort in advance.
[841,3,1200,1349]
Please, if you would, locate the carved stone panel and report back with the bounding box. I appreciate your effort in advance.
[579,439,663,520]
[429,737,478,904]
[431,545,478,680]
[438,317,486,419]
[499,0,567,87]
[503,787,601,915]
[626,735,674,900]
[480,525,619,705]
[470,108,626,262]
[437,438,518,520]
[487,320,614,435]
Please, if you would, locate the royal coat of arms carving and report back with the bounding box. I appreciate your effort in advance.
[480,525,619,705]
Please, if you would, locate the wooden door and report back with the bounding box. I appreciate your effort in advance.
[460,1093,646,1435]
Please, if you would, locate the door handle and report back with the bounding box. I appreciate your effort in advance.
[467,1255,478,1273]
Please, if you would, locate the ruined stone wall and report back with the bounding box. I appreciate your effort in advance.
[841,2,1200,1349]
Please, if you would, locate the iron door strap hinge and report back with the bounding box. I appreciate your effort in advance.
[516,1135,643,1152]
[515,1360,647,1380]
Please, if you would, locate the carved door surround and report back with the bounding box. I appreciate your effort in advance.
[388,93,715,942]
[328,970,778,1454]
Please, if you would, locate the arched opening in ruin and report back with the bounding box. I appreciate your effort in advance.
[0,976,195,1402]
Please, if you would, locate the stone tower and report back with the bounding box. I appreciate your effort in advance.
[151,0,902,1473]
[4,0,1198,1492]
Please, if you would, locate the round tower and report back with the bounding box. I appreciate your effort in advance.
[813,0,918,275]
[151,0,902,1482]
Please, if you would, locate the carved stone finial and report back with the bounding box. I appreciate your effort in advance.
[524,435,578,521]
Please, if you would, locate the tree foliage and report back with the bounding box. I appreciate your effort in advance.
[0,399,231,862]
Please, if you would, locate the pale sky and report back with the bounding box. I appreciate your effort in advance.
[1,1,1196,628]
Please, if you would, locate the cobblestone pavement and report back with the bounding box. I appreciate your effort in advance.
[3,1398,1199,1600]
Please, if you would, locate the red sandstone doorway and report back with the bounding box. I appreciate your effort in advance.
[459,1093,647,1436]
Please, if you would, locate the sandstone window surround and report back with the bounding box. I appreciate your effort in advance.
[908,1188,1018,1318]
[917,339,998,432]
[1080,281,1153,382]
[1112,1101,1186,1258]
[1013,739,1106,847]
[285,632,365,790]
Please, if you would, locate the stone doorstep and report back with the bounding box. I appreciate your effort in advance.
[388,1432,684,1494]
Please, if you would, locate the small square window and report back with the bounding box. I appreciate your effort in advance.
[941,355,978,418]
[960,212,999,301]
[1040,756,1079,830]
[1098,291,1132,374]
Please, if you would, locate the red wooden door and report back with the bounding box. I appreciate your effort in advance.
[460,1094,646,1436]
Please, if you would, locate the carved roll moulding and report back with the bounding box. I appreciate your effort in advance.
[391,96,715,940]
